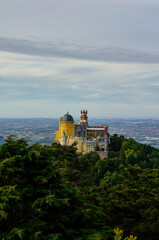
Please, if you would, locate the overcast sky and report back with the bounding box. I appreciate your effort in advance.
[0,0,159,118]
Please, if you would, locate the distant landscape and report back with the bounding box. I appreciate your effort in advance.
[0,118,159,149]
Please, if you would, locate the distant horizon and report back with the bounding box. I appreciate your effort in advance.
[0,116,159,120]
[0,117,159,149]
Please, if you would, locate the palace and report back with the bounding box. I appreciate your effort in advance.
[55,110,110,159]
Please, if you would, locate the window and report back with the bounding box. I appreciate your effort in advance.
[101,145,105,151]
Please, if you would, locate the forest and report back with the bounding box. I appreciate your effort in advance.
[0,134,159,240]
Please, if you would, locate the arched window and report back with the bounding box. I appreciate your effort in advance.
[101,145,105,151]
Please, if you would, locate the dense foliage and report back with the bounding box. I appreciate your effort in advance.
[0,135,159,239]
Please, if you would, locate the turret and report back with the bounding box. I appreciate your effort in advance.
[60,130,67,146]
[80,110,88,124]
[80,110,88,139]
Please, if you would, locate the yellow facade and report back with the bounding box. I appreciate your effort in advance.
[55,117,75,141]
[87,130,108,139]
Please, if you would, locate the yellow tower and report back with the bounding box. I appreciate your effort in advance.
[55,112,75,141]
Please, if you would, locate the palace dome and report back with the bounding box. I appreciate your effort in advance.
[62,112,74,122]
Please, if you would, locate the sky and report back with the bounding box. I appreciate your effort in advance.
[0,0,159,118]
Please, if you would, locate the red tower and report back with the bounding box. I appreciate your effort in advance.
[80,110,88,122]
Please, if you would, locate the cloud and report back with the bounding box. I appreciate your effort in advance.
[0,50,159,118]
[1,37,159,64]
